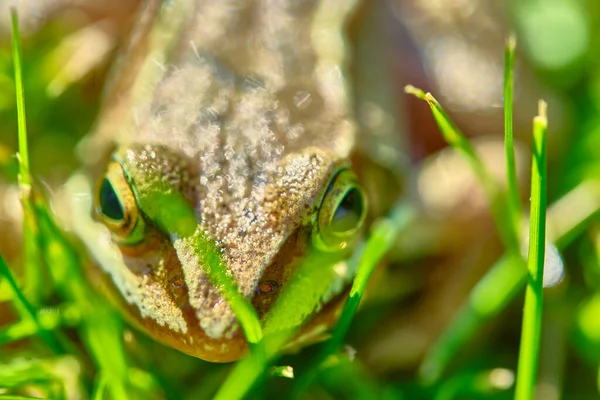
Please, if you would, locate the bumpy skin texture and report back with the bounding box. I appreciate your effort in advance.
[79,0,361,361]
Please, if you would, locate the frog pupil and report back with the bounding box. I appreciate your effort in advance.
[99,178,124,221]
[330,188,363,233]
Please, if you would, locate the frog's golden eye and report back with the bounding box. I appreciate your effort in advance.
[94,162,145,244]
[314,169,367,251]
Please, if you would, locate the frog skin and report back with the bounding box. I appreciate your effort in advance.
[70,0,403,362]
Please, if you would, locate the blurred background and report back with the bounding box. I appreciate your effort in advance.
[1,0,600,399]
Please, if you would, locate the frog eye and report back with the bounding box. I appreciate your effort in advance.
[314,169,367,251]
[94,162,145,244]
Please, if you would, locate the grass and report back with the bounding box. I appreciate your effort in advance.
[8,8,60,355]
[3,12,143,399]
[3,4,600,400]
[11,8,42,309]
[514,101,548,399]
[407,41,557,399]
[404,85,520,257]
[10,10,29,189]
[503,36,522,236]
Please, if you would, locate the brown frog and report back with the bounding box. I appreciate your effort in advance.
[67,0,404,362]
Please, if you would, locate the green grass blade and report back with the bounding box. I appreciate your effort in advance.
[215,246,346,400]
[504,35,522,235]
[11,7,45,304]
[597,365,600,396]
[515,100,548,400]
[131,180,263,344]
[419,177,600,384]
[11,8,29,188]
[32,191,133,399]
[0,320,37,345]
[213,337,277,400]
[404,85,520,255]
[195,230,263,344]
[419,253,524,384]
[0,254,60,353]
[294,200,415,392]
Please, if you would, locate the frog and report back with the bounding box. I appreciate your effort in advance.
[65,0,406,363]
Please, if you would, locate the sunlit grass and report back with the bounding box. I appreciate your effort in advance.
[404,85,520,257]
[407,34,598,399]
[293,200,416,393]
[11,10,29,189]
[515,100,548,400]
[407,40,550,398]
[4,10,149,399]
[11,8,44,309]
[503,36,522,236]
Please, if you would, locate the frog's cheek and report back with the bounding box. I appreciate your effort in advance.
[79,226,248,362]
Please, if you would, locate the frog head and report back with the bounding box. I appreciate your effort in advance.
[71,0,367,362]
[87,138,366,361]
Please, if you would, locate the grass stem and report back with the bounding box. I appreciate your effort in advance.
[504,35,522,236]
[11,8,30,188]
[515,100,548,400]
[0,255,60,353]
[294,201,415,392]
[404,86,520,259]
[11,7,45,306]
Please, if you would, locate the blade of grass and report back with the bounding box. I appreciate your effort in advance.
[11,7,44,304]
[0,254,60,353]
[418,178,600,384]
[434,368,514,400]
[11,9,29,188]
[0,303,81,346]
[404,85,520,255]
[597,365,600,396]
[32,190,132,400]
[294,200,415,393]
[191,230,263,344]
[504,35,522,236]
[214,243,349,400]
[0,320,38,345]
[515,100,548,400]
[0,356,82,397]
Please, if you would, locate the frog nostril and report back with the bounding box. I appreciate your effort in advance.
[172,278,184,288]
[168,272,189,308]
[259,280,281,294]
